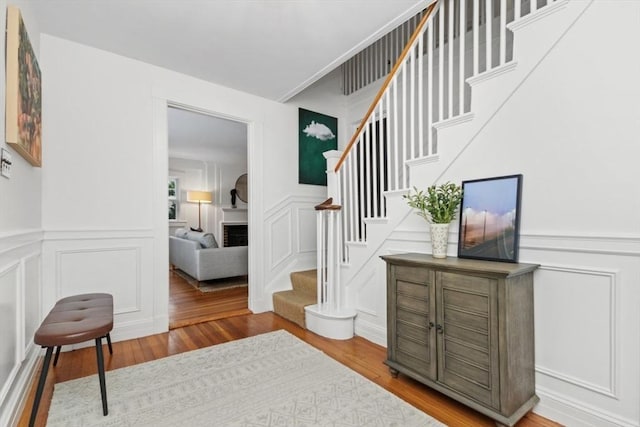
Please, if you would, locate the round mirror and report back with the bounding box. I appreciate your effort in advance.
[235,174,248,203]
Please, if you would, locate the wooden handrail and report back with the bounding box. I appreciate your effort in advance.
[334,1,438,173]
[315,198,342,211]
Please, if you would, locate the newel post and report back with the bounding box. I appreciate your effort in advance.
[323,150,342,203]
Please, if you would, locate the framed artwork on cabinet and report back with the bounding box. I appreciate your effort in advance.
[457,174,523,263]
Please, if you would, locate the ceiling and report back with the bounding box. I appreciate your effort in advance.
[167,107,247,163]
[28,0,427,101]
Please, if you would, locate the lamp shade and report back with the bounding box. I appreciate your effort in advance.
[187,191,212,203]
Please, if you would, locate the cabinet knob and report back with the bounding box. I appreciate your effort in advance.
[436,324,444,334]
[428,321,435,329]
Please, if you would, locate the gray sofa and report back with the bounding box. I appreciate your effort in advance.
[169,231,248,282]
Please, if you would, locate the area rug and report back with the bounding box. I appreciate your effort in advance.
[175,269,248,293]
[47,330,445,426]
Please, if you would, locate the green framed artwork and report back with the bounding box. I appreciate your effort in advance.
[298,108,337,186]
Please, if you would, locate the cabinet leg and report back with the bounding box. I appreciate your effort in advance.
[388,367,399,378]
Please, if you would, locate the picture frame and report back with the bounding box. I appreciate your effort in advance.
[5,6,42,167]
[168,177,179,220]
[298,108,337,186]
[457,174,523,263]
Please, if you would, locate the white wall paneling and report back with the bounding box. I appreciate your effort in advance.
[0,230,42,426]
[0,263,20,406]
[42,230,155,342]
[296,207,317,254]
[22,253,41,357]
[534,264,618,398]
[262,195,324,298]
[268,210,293,271]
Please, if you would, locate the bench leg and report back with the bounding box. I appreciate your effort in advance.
[95,337,108,416]
[106,333,113,355]
[29,347,54,427]
[53,346,62,366]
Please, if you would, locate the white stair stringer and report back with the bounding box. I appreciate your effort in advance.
[341,0,597,340]
[413,0,593,188]
[341,191,411,286]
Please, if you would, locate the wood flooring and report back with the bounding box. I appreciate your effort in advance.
[169,269,251,329]
[17,273,561,427]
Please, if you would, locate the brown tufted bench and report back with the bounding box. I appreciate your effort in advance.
[29,293,114,427]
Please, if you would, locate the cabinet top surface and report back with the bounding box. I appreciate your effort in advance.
[380,253,539,277]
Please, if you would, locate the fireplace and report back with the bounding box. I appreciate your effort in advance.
[223,223,248,247]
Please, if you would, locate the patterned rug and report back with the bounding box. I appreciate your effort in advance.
[47,330,445,426]
[174,269,248,293]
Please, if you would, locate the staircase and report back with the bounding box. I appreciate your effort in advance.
[274,0,586,339]
[272,269,317,328]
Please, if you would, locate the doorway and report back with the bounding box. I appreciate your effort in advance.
[167,106,250,328]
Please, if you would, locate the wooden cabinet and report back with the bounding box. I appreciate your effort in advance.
[381,253,539,427]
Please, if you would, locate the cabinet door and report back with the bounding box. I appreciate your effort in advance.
[436,271,500,409]
[388,265,436,380]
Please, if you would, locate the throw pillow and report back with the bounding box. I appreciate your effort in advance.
[174,228,188,238]
[184,231,218,248]
[201,233,218,248]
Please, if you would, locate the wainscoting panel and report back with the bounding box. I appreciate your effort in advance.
[296,207,316,254]
[0,263,19,405]
[534,265,617,398]
[347,228,640,426]
[262,195,324,299]
[23,254,41,356]
[57,247,141,314]
[268,210,293,271]
[42,230,156,342]
[0,230,43,426]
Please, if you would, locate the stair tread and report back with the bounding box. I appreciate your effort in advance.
[290,269,317,295]
[272,289,316,329]
[272,290,316,306]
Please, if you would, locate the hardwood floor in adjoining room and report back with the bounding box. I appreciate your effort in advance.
[168,269,251,329]
[18,312,560,427]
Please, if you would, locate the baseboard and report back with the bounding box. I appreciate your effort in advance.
[0,345,40,427]
[536,386,639,427]
[354,318,386,347]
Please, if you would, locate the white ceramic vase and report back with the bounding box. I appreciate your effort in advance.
[430,223,450,259]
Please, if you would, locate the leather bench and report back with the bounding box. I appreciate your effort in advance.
[29,293,114,427]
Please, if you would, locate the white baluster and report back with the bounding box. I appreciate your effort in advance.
[316,210,323,307]
[486,0,493,71]
[410,46,416,160]
[327,210,334,309]
[500,0,506,65]
[358,133,365,238]
[473,0,479,75]
[393,78,399,189]
[385,90,391,192]
[401,62,408,187]
[364,119,371,218]
[515,0,521,20]
[371,109,378,218]
[348,154,356,242]
[459,0,466,115]
[531,0,538,13]
[334,211,344,310]
[438,5,444,122]
[427,19,434,155]
[418,32,424,158]
[378,101,385,213]
[448,0,454,119]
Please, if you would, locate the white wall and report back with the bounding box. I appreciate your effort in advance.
[0,1,46,424]
[342,1,640,426]
[39,29,342,341]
